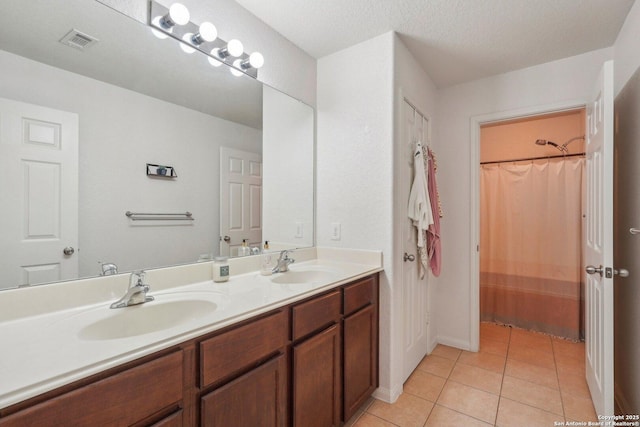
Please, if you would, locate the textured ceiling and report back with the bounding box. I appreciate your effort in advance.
[234,0,635,87]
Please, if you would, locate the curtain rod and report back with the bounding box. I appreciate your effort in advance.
[480,152,585,165]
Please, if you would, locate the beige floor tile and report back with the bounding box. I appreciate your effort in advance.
[459,350,507,374]
[558,371,591,399]
[562,390,598,422]
[353,413,398,427]
[501,376,563,416]
[480,336,510,357]
[510,328,553,351]
[346,398,377,426]
[367,393,433,427]
[417,355,456,378]
[508,344,556,370]
[425,404,492,427]
[481,322,511,343]
[449,362,503,395]
[555,357,584,378]
[552,337,585,361]
[504,358,559,390]
[404,370,446,402]
[431,345,462,361]
[496,397,564,427]
[437,381,499,424]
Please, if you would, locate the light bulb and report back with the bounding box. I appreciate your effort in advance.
[230,61,244,77]
[227,39,244,57]
[208,50,223,67]
[151,16,170,39]
[168,3,190,25]
[180,33,196,53]
[196,22,217,43]
[249,52,264,69]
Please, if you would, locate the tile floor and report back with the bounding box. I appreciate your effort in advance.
[348,322,597,427]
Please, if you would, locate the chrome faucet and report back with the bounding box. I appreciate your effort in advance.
[110,271,154,309]
[272,250,295,273]
[100,262,118,276]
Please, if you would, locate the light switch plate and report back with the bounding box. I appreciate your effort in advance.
[295,222,304,238]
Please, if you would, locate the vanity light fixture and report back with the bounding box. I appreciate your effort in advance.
[148,0,263,78]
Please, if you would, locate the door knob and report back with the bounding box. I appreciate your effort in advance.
[614,268,629,278]
[220,235,231,244]
[585,265,603,276]
[63,247,75,256]
[403,253,415,262]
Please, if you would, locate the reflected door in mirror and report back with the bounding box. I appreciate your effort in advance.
[219,147,262,256]
[0,98,78,289]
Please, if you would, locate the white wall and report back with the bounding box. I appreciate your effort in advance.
[393,36,440,354]
[262,86,314,248]
[0,49,261,278]
[98,0,317,107]
[317,32,397,400]
[613,0,640,96]
[433,47,612,349]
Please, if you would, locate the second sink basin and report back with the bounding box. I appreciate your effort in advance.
[270,267,340,285]
[78,299,217,341]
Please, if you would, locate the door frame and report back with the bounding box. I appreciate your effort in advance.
[468,100,586,352]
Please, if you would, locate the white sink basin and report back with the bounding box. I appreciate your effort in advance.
[270,267,340,285]
[78,299,217,340]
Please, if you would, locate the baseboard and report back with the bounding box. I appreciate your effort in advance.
[436,335,472,351]
[372,383,403,404]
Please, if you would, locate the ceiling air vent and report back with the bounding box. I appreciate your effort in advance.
[59,29,99,51]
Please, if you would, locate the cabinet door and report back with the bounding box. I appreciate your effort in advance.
[343,304,378,421]
[292,323,341,427]
[200,354,287,427]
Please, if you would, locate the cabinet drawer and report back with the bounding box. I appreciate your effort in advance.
[292,290,341,341]
[0,351,183,427]
[200,309,288,388]
[343,276,376,316]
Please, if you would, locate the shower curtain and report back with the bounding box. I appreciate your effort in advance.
[480,157,584,340]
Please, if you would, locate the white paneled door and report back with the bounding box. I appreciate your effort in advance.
[0,98,79,289]
[401,99,429,382]
[219,147,262,256]
[584,60,614,416]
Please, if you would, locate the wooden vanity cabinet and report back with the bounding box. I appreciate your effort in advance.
[291,291,342,427]
[342,276,379,422]
[198,309,289,427]
[0,350,185,427]
[0,273,379,427]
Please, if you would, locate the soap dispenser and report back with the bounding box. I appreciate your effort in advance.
[261,241,273,276]
[238,239,250,257]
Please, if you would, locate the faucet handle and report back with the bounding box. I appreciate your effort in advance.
[129,270,146,287]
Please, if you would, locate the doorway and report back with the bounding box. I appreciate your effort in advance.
[478,109,586,341]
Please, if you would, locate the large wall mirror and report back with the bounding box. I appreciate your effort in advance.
[0,0,314,290]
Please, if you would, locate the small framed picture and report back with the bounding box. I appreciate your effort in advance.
[146,163,177,178]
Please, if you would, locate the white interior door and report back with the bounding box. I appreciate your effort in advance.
[584,60,614,416]
[402,99,429,382]
[219,147,262,256]
[0,98,79,289]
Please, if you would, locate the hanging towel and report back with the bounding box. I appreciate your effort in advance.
[427,148,442,277]
[407,142,433,278]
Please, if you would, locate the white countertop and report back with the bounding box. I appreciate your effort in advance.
[0,247,382,410]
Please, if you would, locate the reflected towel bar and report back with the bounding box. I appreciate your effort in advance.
[125,211,194,220]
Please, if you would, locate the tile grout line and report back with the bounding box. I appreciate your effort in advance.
[493,325,512,426]
[551,338,568,422]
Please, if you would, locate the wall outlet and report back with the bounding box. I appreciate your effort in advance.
[331,222,341,241]
[295,222,304,238]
